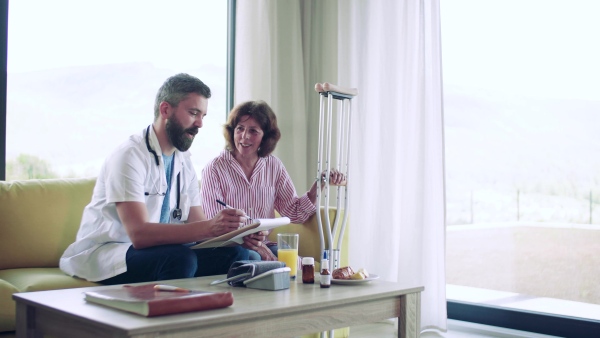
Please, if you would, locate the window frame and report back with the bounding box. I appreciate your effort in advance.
[448,300,599,337]
[0,0,7,180]
[226,0,236,114]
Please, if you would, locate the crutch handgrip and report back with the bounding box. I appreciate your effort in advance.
[314,83,359,97]
[327,179,347,187]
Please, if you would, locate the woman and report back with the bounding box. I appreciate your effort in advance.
[200,100,345,260]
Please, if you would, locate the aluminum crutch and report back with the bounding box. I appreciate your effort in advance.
[314,82,358,273]
[315,82,358,338]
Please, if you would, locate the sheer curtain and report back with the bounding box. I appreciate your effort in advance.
[235,0,446,333]
[234,0,338,193]
[339,1,446,332]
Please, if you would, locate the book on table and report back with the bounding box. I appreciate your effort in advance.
[84,283,233,317]
[191,217,291,249]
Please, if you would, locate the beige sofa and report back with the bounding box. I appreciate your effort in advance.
[0,178,348,334]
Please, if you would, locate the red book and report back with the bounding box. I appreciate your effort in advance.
[84,284,233,317]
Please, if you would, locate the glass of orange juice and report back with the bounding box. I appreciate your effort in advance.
[277,233,299,279]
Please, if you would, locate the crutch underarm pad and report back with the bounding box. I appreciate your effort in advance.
[314,82,359,96]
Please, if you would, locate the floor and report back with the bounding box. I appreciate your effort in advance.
[350,319,560,338]
[349,283,596,338]
[0,321,561,338]
[446,224,600,306]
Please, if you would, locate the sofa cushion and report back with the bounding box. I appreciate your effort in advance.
[0,178,96,270]
[0,268,98,333]
[0,268,98,292]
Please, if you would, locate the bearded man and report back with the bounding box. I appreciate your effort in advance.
[60,74,249,284]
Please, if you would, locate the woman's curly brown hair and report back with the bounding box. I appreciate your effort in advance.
[224,100,281,157]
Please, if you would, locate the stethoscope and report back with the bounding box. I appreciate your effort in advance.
[145,125,182,220]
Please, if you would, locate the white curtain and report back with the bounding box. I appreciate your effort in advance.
[235,0,446,333]
[339,0,447,332]
[234,0,338,193]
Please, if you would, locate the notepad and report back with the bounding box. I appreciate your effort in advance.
[190,217,291,249]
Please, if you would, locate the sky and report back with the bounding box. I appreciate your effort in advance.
[7,0,600,183]
[6,0,229,178]
[8,0,227,73]
[442,0,600,224]
[441,0,600,100]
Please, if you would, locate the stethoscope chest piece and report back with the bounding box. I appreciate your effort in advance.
[172,208,182,220]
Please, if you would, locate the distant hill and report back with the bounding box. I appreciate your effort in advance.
[444,84,600,192]
[444,84,600,224]
[6,62,227,177]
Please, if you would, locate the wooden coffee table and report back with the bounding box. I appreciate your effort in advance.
[13,275,423,338]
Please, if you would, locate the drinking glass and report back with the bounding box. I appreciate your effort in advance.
[277,233,299,279]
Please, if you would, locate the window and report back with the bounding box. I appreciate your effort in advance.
[4,0,230,180]
[442,0,600,335]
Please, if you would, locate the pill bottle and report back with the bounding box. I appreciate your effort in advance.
[302,257,315,284]
[320,259,331,288]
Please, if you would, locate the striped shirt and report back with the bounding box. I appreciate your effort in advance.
[200,150,316,224]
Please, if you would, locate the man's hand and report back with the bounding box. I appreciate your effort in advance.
[209,208,246,237]
[242,231,267,251]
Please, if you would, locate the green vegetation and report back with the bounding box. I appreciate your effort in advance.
[6,154,58,180]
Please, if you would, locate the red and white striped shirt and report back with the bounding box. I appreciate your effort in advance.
[200,150,316,224]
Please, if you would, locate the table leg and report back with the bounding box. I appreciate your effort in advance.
[16,302,43,338]
[398,292,421,338]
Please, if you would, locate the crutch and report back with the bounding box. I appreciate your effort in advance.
[315,83,358,338]
[314,83,358,274]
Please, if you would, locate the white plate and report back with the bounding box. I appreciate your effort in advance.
[331,273,379,285]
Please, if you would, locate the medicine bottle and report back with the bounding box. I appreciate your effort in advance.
[320,259,331,288]
[302,257,315,284]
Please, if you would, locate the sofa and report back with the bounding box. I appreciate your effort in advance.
[0,178,348,334]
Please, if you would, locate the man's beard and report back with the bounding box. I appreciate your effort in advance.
[166,117,198,152]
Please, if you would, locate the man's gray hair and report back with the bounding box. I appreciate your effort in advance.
[154,73,211,120]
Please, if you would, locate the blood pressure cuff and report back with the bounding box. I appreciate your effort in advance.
[226,260,286,287]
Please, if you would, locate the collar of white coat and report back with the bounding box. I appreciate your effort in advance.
[144,125,192,176]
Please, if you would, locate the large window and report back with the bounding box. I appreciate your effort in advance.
[442,0,600,335]
[5,0,229,180]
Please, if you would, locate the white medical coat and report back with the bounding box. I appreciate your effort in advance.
[59,126,201,282]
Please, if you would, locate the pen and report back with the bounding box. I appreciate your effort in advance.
[216,199,253,222]
[216,199,234,209]
[153,284,191,293]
